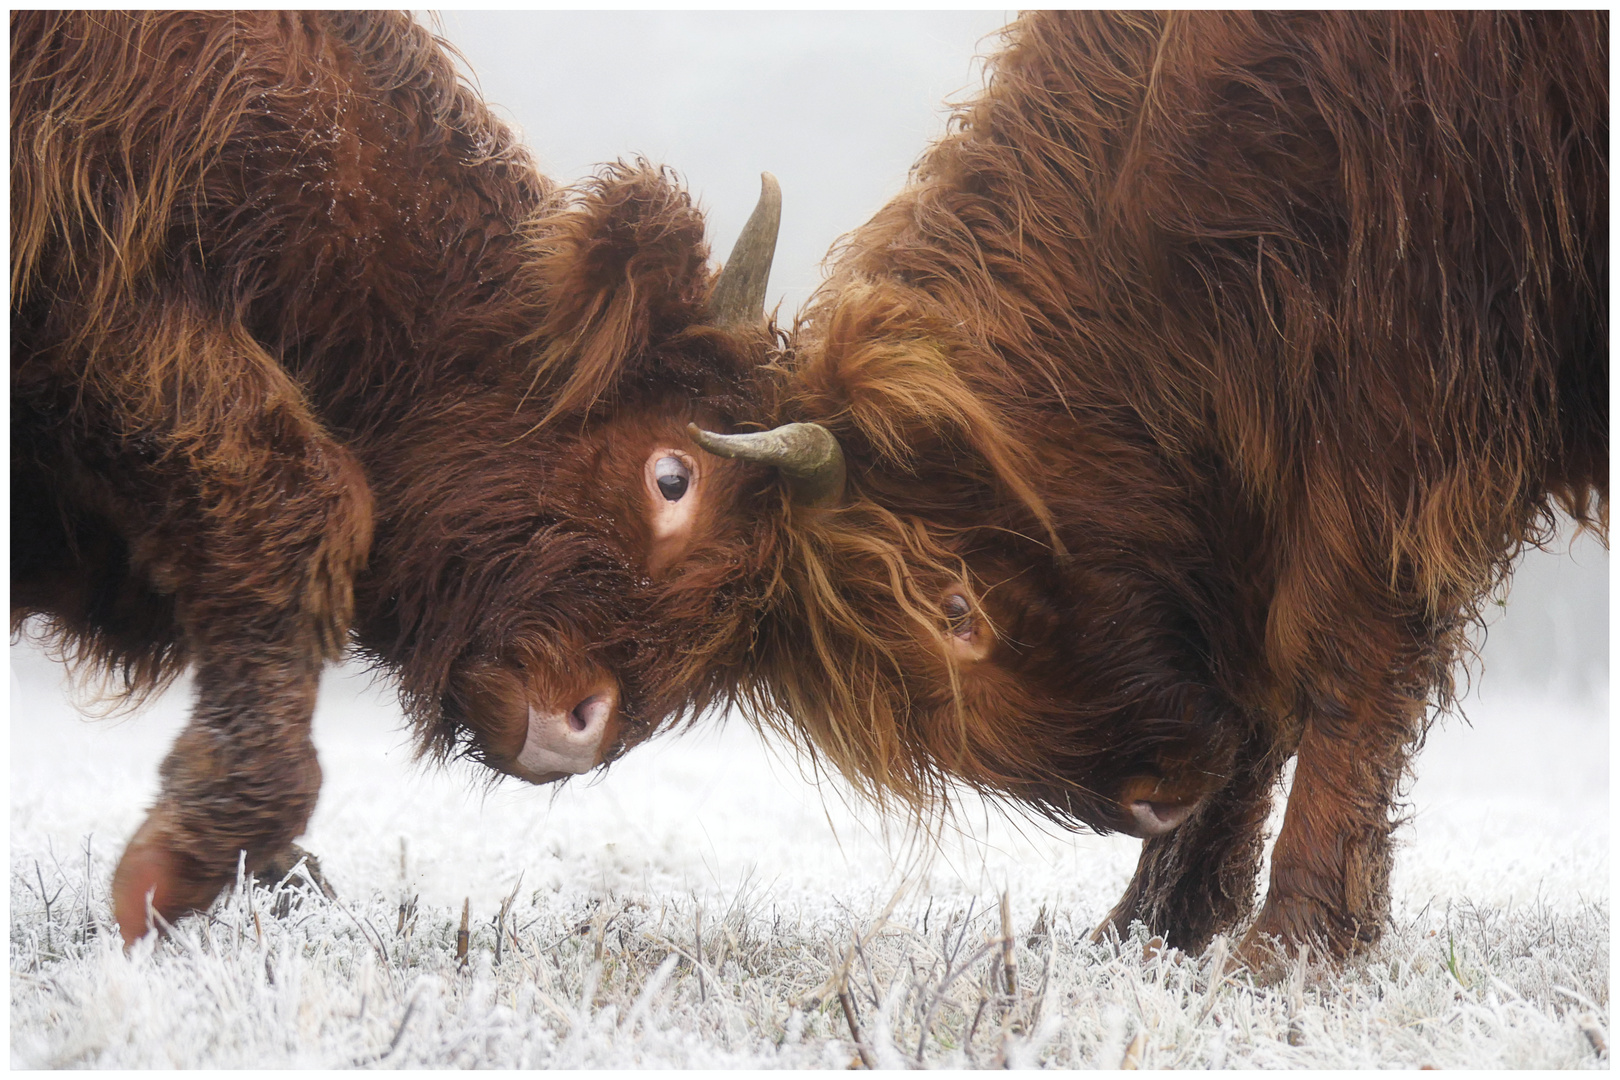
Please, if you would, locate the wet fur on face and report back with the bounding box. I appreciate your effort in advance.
[742,402,1251,833]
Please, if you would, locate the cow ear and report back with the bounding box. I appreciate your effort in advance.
[522,161,711,421]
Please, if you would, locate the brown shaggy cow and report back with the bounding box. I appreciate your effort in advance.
[704,11,1607,962]
[12,11,787,943]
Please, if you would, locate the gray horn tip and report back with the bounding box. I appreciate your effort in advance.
[686,421,845,508]
[709,171,783,329]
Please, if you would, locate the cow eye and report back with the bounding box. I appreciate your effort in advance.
[943,592,975,638]
[654,456,691,501]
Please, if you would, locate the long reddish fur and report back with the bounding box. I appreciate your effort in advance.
[749,11,1607,958]
[12,11,779,939]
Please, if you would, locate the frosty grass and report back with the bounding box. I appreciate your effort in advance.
[10,644,1609,1068]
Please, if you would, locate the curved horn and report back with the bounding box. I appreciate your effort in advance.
[687,421,845,508]
[708,172,781,328]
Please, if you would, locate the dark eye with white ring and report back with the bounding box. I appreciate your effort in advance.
[654,456,691,502]
[943,592,975,638]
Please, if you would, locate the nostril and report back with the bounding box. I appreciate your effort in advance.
[569,694,610,735]
[510,674,622,783]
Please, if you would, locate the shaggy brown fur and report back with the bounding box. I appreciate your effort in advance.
[12,11,780,943]
[745,11,1607,961]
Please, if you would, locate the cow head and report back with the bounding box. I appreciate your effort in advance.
[712,288,1245,837]
[353,164,787,788]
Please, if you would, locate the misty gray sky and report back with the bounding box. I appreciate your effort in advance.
[429,10,1013,315]
[430,11,1606,703]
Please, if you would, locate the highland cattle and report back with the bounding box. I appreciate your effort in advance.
[709,10,1607,962]
[12,10,787,943]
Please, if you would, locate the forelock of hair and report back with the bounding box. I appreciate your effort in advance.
[515,161,714,427]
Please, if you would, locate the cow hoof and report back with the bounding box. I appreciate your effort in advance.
[111,812,228,947]
[1229,928,1298,985]
[1089,912,1132,949]
[255,844,337,918]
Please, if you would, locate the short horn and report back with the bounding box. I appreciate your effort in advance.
[687,421,845,508]
[708,172,781,328]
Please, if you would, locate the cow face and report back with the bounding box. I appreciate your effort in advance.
[745,506,1237,836]
[426,398,775,785]
[735,312,1245,836]
[355,165,782,786]
[918,539,1237,837]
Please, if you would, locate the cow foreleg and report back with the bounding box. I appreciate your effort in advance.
[1239,685,1424,967]
[112,646,328,937]
[57,304,373,944]
[1093,722,1291,953]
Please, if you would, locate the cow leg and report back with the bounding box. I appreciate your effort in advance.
[1093,722,1292,953]
[1238,685,1424,966]
[51,304,372,944]
[112,647,326,936]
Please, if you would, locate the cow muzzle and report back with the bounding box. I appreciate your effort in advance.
[1115,775,1207,838]
[515,681,621,781]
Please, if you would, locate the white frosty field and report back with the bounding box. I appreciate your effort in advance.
[9,625,1609,1069]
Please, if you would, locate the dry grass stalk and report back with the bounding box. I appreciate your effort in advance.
[1579,1016,1608,1057]
[998,889,1017,996]
[1121,1031,1146,1069]
[322,886,390,966]
[694,906,706,1002]
[1025,903,1048,949]
[495,876,521,966]
[591,908,610,962]
[838,979,876,1069]
[456,898,469,968]
[850,935,882,1011]
[1027,936,1053,1034]
[378,991,420,1063]
[966,991,989,1047]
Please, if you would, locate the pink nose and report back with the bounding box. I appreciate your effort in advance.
[516,689,617,778]
[1123,799,1197,837]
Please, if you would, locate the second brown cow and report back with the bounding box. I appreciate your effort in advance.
[701,11,1608,962]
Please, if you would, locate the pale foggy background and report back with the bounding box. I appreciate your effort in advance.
[429,10,1019,319]
[11,9,1606,953]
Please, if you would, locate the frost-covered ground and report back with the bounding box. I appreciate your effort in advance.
[9,628,1608,1068]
